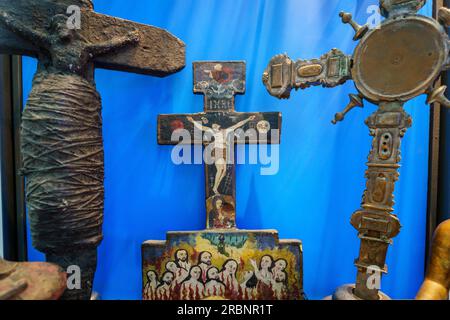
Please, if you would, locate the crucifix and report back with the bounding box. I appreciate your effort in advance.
[0,0,185,299]
[263,0,450,300]
[142,61,303,301]
[158,61,281,229]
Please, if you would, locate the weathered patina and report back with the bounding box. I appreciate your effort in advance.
[0,0,185,299]
[263,0,449,300]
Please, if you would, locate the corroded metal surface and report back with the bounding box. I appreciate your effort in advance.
[0,259,66,300]
[0,0,185,299]
[352,15,448,103]
[144,62,303,301]
[416,220,450,300]
[351,102,410,300]
[263,0,449,300]
[262,49,351,99]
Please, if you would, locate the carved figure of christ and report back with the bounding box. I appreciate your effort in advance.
[187,115,256,194]
[158,61,280,229]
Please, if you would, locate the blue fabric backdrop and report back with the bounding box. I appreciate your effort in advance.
[23,0,431,300]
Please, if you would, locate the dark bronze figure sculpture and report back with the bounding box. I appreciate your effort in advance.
[0,0,185,299]
[416,220,449,300]
[263,0,449,300]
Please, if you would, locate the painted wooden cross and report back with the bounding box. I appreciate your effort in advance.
[158,61,281,229]
[0,0,185,299]
[144,62,302,301]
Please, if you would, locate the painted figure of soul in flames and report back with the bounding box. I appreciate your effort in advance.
[0,0,185,299]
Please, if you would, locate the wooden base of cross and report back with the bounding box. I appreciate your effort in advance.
[142,61,304,300]
[143,230,303,300]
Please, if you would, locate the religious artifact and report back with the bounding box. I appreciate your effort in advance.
[0,258,66,300]
[0,0,185,299]
[416,219,449,300]
[263,0,450,300]
[142,61,304,300]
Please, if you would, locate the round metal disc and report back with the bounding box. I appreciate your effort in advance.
[352,16,448,103]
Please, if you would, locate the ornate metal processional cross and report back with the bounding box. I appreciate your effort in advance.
[0,0,185,299]
[263,0,450,300]
[142,62,303,301]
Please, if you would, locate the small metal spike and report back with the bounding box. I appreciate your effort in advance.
[332,94,364,124]
[339,12,369,41]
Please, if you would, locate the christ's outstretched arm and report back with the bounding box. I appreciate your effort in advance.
[187,116,213,133]
[227,115,256,132]
[87,30,140,56]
